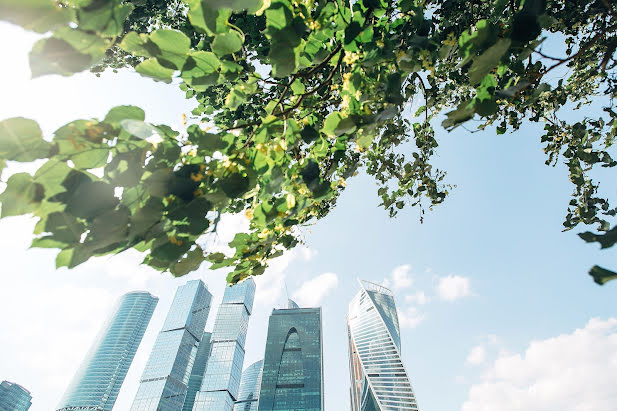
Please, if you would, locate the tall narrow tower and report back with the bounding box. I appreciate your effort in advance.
[192,278,256,410]
[258,299,323,411]
[57,291,158,411]
[182,331,212,411]
[347,280,419,411]
[131,280,212,410]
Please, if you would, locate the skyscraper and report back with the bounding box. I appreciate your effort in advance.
[131,280,212,410]
[192,278,256,410]
[0,380,32,411]
[347,280,419,410]
[182,332,212,411]
[258,299,323,411]
[57,291,158,411]
[233,360,263,411]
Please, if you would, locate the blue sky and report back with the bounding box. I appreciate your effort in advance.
[1,21,616,411]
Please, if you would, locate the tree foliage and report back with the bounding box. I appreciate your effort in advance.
[0,0,616,284]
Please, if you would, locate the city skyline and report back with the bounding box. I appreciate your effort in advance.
[131,280,212,410]
[56,292,158,411]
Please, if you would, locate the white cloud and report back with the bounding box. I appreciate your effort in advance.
[391,264,413,289]
[462,318,617,411]
[398,306,425,329]
[405,291,430,305]
[292,272,339,307]
[466,345,487,366]
[437,275,472,301]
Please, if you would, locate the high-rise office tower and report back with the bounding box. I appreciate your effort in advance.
[347,280,419,410]
[182,332,212,411]
[0,380,32,411]
[57,291,158,411]
[232,360,263,411]
[258,299,323,411]
[131,280,212,410]
[192,278,256,410]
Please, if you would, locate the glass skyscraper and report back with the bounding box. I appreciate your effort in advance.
[258,299,323,411]
[232,360,263,411]
[57,291,158,411]
[347,280,419,410]
[182,332,212,411]
[193,278,256,410]
[131,280,212,410]
[0,380,32,411]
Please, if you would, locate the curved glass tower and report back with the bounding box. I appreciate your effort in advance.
[347,280,418,411]
[57,291,158,411]
[233,360,263,411]
[0,380,32,410]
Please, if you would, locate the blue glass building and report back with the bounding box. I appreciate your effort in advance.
[0,380,32,411]
[347,280,419,410]
[193,278,256,410]
[182,332,212,411]
[131,280,212,410]
[233,360,263,411]
[258,299,323,411]
[57,291,158,411]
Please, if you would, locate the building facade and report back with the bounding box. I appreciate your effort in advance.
[57,291,158,411]
[347,280,419,410]
[258,300,323,411]
[232,360,263,411]
[181,332,212,411]
[0,380,32,411]
[192,278,256,410]
[131,280,212,411]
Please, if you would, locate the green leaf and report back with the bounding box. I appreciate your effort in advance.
[149,29,191,69]
[0,173,44,217]
[468,38,511,85]
[119,32,153,58]
[77,2,133,37]
[136,58,175,82]
[290,79,305,95]
[120,119,160,139]
[104,105,146,126]
[29,37,93,77]
[219,172,250,198]
[322,112,343,137]
[0,0,71,34]
[578,226,617,249]
[188,0,232,35]
[171,246,205,276]
[34,159,72,197]
[64,181,118,219]
[589,265,617,285]
[211,31,243,56]
[0,117,51,161]
[71,147,109,169]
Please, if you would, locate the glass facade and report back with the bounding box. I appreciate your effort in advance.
[131,280,212,411]
[193,278,256,411]
[57,291,158,411]
[0,380,32,411]
[258,300,323,411]
[182,332,212,411]
[347,280,419,411]
[232,360,263,411]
